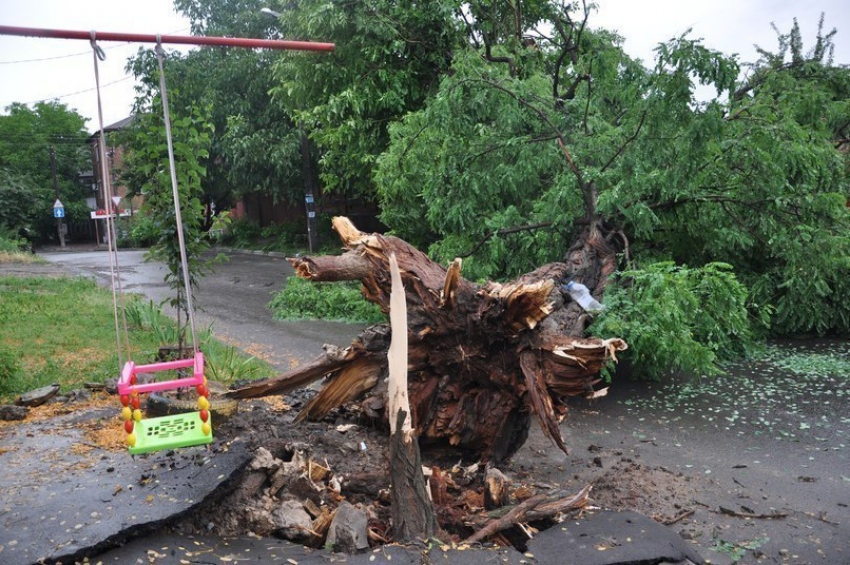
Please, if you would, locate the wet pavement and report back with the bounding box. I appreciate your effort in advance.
[514,340,850,564]
[74,509,703,564]
[0,403,250,565]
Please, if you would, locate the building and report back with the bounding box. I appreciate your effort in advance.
[87,116,138,243]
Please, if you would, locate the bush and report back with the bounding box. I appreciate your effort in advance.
[590,262,768,380]
[269,276,385,324]
[222,218,262,248]
[129,214,158,247]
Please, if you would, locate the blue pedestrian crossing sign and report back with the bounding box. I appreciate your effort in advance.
[53,199,64,218]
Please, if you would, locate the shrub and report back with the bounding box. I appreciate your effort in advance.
[269,276,385,324]
[223,218,262,248]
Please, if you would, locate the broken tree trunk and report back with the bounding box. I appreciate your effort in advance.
[230,217,626,462]
[387,254,439,541]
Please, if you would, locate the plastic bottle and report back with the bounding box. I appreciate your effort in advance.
[562,281,605,312]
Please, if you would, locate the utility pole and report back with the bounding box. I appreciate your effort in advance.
[49,145,66,248]
[299,123,319,253]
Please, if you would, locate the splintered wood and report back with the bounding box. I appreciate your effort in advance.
[230,216,627,462]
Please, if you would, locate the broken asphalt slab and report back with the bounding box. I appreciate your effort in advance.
[85,509,703,565]
[0,405,250,565]
[528,510,703,565]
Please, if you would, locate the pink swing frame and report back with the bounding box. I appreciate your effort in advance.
[117,352,205,396]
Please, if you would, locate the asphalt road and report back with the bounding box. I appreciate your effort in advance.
[40,248,364,372]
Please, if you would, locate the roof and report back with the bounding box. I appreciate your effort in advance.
[88,115,134,140]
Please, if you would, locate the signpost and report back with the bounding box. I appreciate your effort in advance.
[49,145,66,248]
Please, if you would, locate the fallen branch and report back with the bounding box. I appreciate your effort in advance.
[719,506,787,519]
[465,484,591,543]
[661,509,695,525]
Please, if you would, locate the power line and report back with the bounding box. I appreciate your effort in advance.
[21,75,133,105]
[0,42,131,65]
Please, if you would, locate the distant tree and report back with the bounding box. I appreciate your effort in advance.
[268,0,462,198]
[0,101,90,239]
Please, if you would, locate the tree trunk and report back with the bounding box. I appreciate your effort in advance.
[230,217,626,462]
[386,253,438,541]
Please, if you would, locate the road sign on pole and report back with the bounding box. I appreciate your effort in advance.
[53,199,65,218]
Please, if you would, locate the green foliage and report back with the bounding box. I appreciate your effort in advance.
[127,2,309,208]
[126,213,158,248]
[0,342,21,392]
[122,77,218,342]
[0,169,51,233]
[757,345,850,378]
[374,6,849,340]
[269,276,385,324]
[712,537,769,563]
[204,340,269,384]
[124,298,271,383]
[589,262,765,379]
[222,217,263,248]
[0,102,90,240]
[270,0,461,197]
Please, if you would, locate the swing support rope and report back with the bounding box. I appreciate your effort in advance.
[90,36,132,368]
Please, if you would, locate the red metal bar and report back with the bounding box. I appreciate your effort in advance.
[0,25,334,52]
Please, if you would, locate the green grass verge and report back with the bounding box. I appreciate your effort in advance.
[0,250,45,264]
[269,276,386,325]
[0,276,273,402]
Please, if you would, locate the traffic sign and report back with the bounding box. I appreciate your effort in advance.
[53,199,64,218]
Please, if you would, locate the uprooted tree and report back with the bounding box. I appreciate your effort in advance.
[231,211,625,462]
[225,5,849,467]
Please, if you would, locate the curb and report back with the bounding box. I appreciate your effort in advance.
[213,246,291,259]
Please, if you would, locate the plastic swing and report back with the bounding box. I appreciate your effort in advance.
[90,34,212,454]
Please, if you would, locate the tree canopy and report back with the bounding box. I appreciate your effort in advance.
[0,101,90,237]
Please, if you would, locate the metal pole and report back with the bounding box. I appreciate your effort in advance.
[49,145,66,248]
[0,25,334,52]
[299,123,319,253]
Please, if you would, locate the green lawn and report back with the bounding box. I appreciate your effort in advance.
[0,275,273,402]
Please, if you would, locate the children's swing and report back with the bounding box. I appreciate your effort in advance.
[0,24,333,455]
[90,35,211,454]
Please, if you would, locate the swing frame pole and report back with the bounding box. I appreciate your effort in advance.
[0,25,335,52]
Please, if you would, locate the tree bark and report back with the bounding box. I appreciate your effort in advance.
[229,217,626,462]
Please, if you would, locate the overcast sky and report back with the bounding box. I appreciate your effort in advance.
[0,0,847,133]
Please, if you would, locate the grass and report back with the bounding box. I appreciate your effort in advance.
[269,276,386,324]
[0,250,45,264]
[0,276,273,402]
